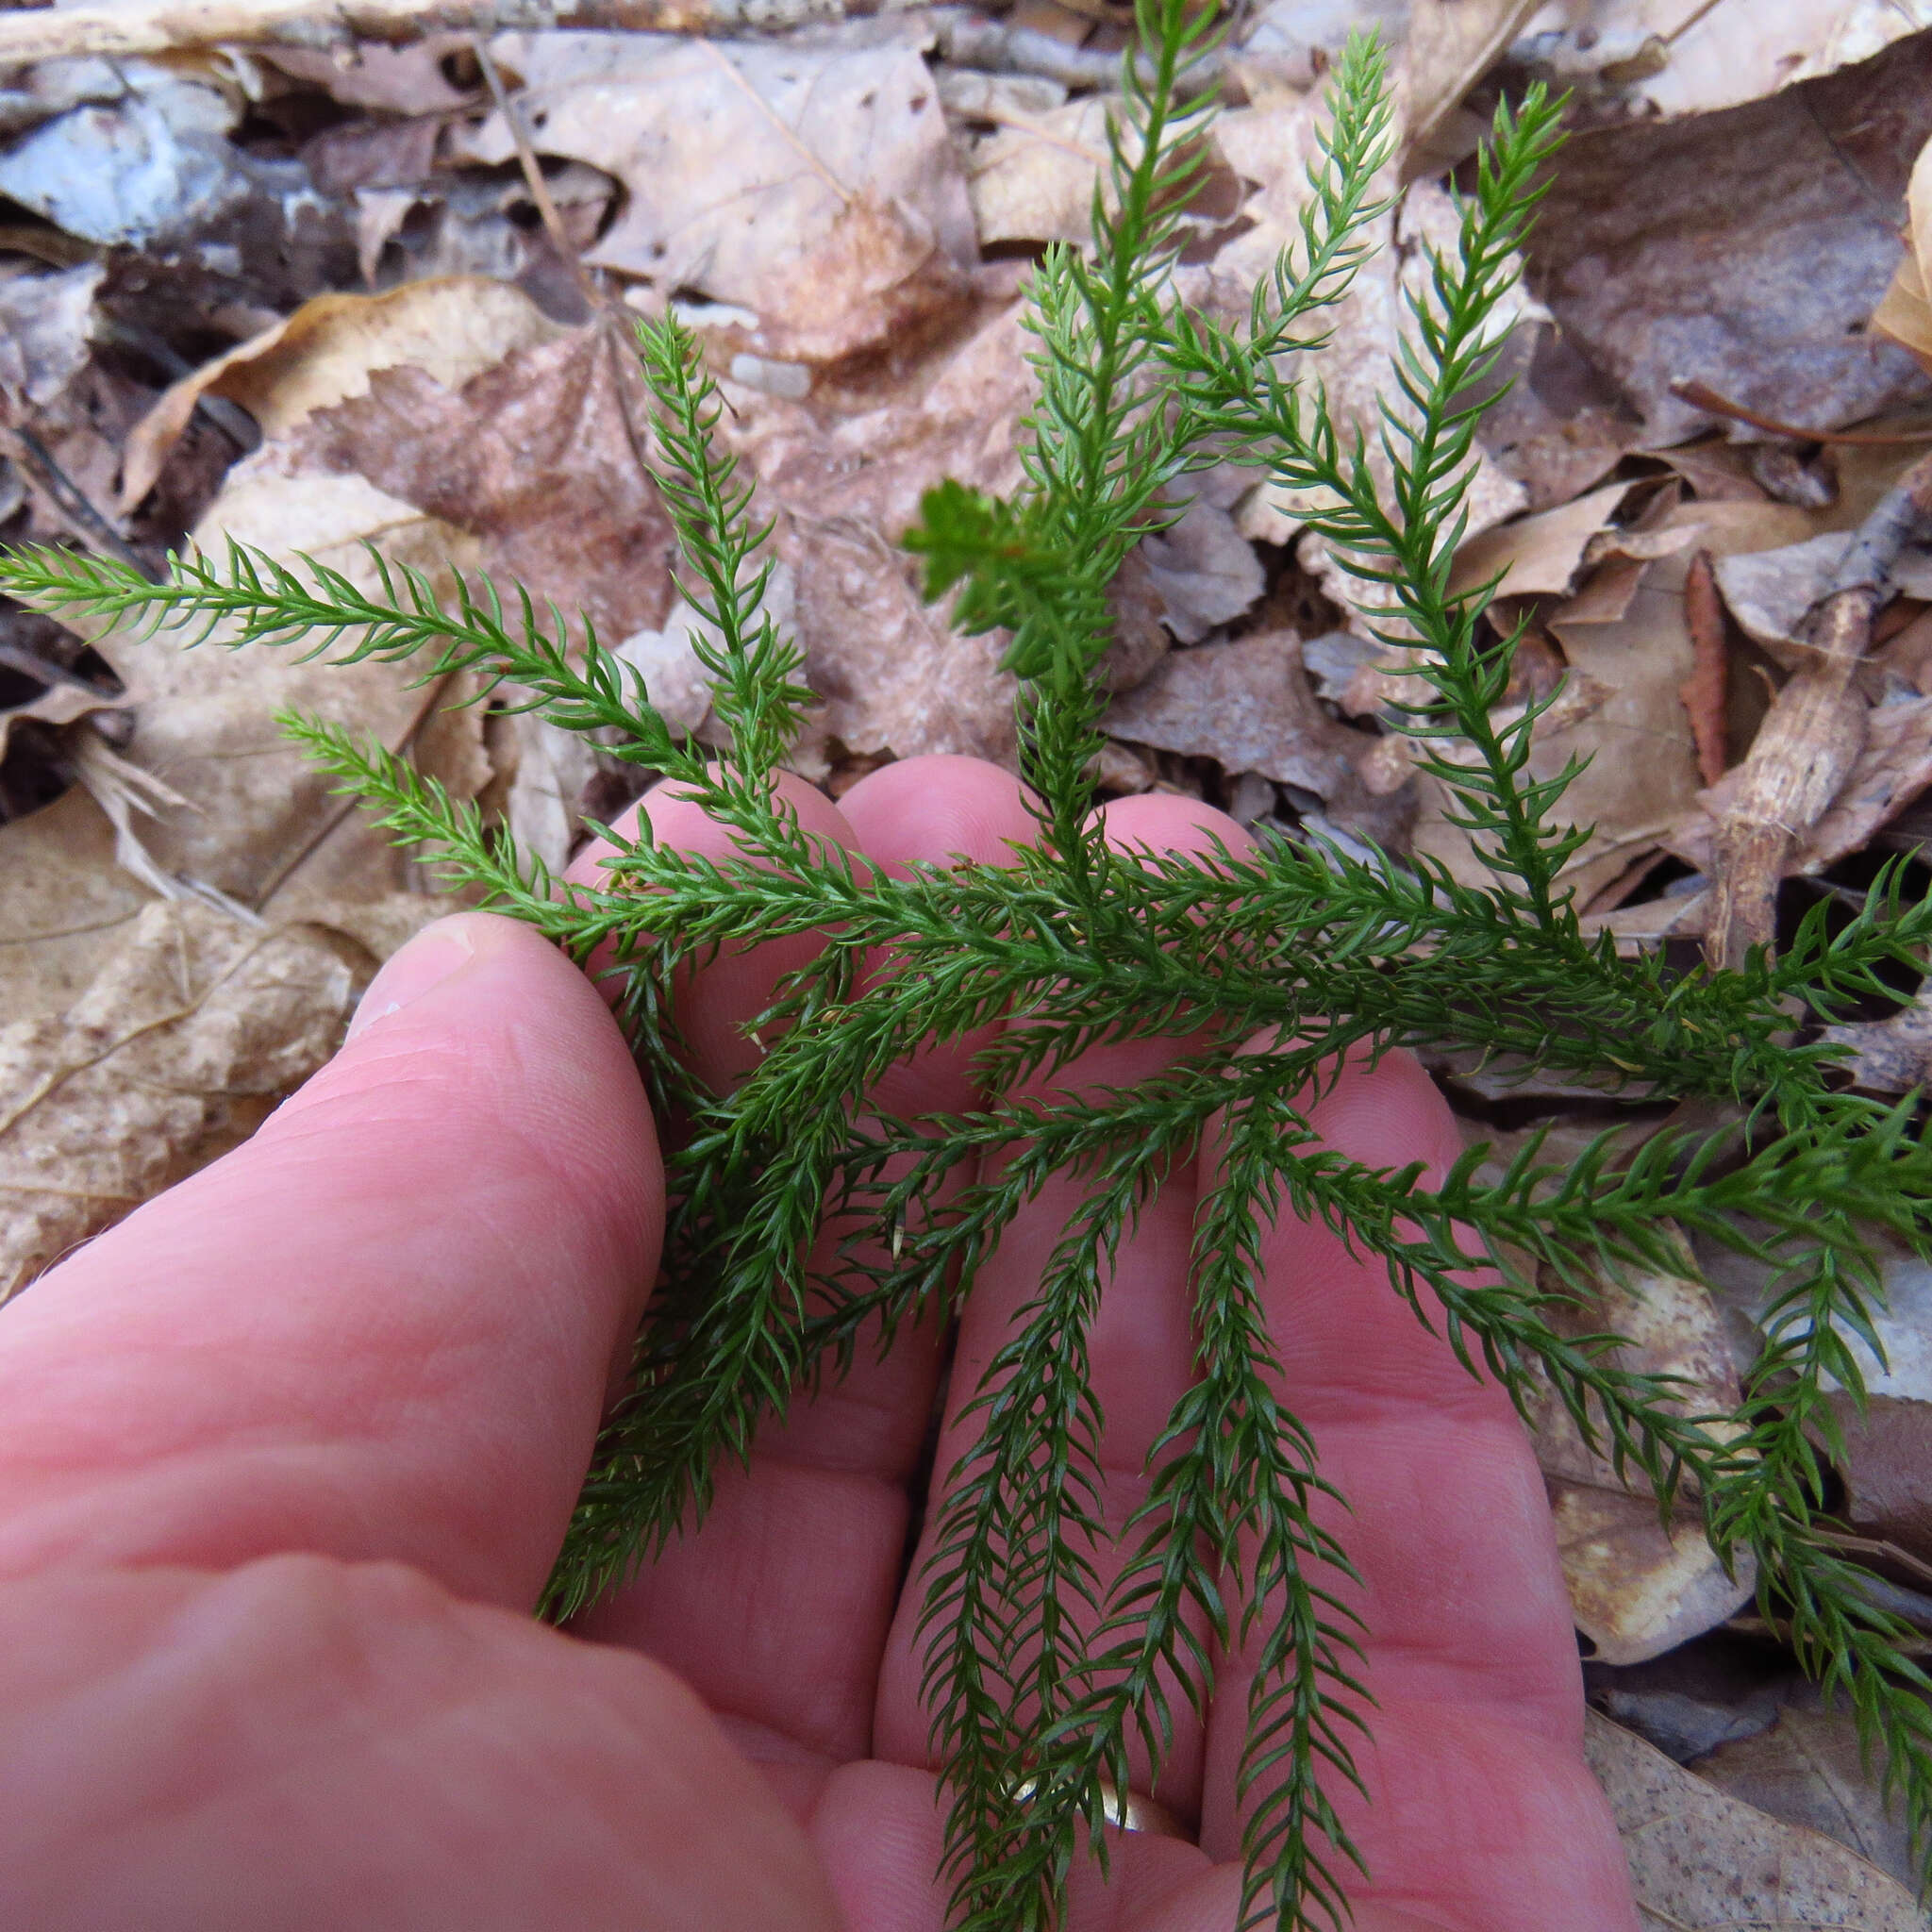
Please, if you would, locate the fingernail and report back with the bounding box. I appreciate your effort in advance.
[345,918,478,1043]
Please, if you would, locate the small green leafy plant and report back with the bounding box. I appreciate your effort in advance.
[10,10,1932,1925]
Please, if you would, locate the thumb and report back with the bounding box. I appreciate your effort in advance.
[0,911,662,1610]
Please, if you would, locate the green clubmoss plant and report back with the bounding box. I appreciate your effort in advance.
[8,13,1932,1925]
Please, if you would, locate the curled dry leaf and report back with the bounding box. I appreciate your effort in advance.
[456,30,975,363]
[1870,117,1932,373]
[120,276,568,514]
[1135,488,1264,644]
[1698,452,1932,970]
[1587,1708,1925,1930]
[1516,0,1932,123]
[1529,1225,1756,1665]
[1399,0,1545,162]
[1419,504,1816,904]
[1525,27,1932,446]
[1449,477,1632,602]
[0,898,387,1305]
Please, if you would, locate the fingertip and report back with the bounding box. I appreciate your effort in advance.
[1301,1045,1466,1188]
[836,755,1036,874]
[1092,791,1256,866]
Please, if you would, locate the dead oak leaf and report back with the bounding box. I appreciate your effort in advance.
[120,276,568,515]
[457,30,974,364]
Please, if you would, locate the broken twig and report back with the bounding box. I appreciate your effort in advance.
[0,0,920,69]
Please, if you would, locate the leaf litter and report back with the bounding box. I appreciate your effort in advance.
[8,0,1932,1918]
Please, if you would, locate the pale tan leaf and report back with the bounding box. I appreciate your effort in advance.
[1520,0,1932,121]
[0,899,395,1304]
[1587,1709,1924,1930]
[1452,480,1635,601]
[1530,1228,1755,1664]
[1403,0,1545,160]
[91,465,490,918]
[0,788,153,1024]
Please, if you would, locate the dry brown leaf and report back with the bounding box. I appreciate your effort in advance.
[1587,1708,1925,1930]
[259,34,484,114]
[1419,506,1817,901]
[1579,885,1711,955]
[119,276,567,513]
[1873,124,1932,373]
[1691,1696,1923,1890]
[1467,319,1641,515]
[1416,548,1703,903]
[0,787,153,1023]
[1530,1228,1755,1665]
[1137,489,1264,644]
[0,672,122,764]
[1671,464,1932,957]
[963,94,1113,248]
[1824,984,1932,1095]
[1824,1393,1932,1574]
[1526,29,1932,446]
[0,898,391,1304]
[1450,478,1633,601]
[455,30,974,363]
[1402,0,1545,162]
[1102,630,1414,846]
[716,296,1039,767]
[276,315,678,645]
[89,465,491,918]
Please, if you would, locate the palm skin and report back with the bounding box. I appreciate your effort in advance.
[0,754,1638,1931]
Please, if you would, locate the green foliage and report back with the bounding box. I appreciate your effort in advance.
[10,7,1932,1924]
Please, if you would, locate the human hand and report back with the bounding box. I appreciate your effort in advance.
[0,753,1639,1931]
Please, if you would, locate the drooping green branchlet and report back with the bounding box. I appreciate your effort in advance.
[9,8,1932,1924]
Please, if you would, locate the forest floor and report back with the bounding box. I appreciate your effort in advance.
[3,2,1932,1921]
